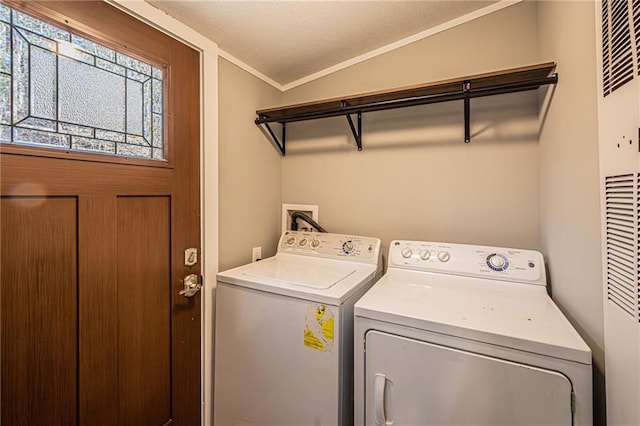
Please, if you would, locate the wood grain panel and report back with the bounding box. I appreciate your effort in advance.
[117,196,171,425]
[79,196,118,425]
[1,197,77,425]
[0,153,172,196]
[0,3,202,424]
[169,35,202,425]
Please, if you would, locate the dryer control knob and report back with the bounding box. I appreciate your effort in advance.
[401,247,413,258]
[486,253,509,271]
[438,251,450,262]
[419,249,431,260]
[488,254,506,269]
[299,238,308,247]
[286,236,296,245]
[311,239,320,248]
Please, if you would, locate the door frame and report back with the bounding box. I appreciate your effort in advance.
[107,2,219,424]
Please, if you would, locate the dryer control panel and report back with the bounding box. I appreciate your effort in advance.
[388,240,545,286]
[278,231,382,264]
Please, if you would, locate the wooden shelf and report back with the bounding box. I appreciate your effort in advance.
[255,62,558,155]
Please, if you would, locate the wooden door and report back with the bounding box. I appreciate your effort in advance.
[0,2,201,425]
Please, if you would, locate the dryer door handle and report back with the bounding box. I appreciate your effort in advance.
[374,373,393,426]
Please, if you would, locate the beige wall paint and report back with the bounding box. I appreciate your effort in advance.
[281,1,541,258]
[537,1,605,422]
[218,58,282,271]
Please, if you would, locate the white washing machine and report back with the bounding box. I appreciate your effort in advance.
[215,231,382,426]
[354,240,592,426]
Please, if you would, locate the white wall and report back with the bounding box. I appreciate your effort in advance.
[218,58,282,271]
[537,1,605,423]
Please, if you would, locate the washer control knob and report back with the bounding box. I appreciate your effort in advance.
[311,239,320,248]
[437,251,450,262]
[343,240,356,254]
[299,238,307,247]
[489,254,505,269]
[286,236,296,245]
[401,247,413,258]
[419,249,431,260]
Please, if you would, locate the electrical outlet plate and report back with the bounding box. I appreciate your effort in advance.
[282,204,319,234]
[252,247,262,262]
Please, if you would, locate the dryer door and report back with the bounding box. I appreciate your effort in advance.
[365,331,573,426]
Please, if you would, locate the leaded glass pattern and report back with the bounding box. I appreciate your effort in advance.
[0,5,165,160]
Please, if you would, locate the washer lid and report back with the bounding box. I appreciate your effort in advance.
[218,253,380,305]
[354,269,592,365]
[243,257,355,289]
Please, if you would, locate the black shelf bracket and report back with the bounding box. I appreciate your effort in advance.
[463,81,471,144]
[342,101,363,151]
[258,117,286,156]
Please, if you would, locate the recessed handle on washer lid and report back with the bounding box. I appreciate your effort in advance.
[374,373,394,426]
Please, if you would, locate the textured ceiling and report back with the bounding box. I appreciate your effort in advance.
[147,0,499,86]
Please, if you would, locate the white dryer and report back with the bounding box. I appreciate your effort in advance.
[215,231,382,426]
[354,240,592,425]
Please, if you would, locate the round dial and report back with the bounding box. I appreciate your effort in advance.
[419,249,431,260]
[437,251,450,262]
[342,240,357,254]
[401,247,413,258]
[486,253,509,271]
[286,236,296,245]
[311,239,320,248]
[299,238,307,247]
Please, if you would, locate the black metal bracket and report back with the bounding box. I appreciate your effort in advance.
[463,81,471,143]
[342,101,363,151]
[257,117,286,156]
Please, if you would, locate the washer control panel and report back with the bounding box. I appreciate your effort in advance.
[278,231,381,264]
[389,240,545,285]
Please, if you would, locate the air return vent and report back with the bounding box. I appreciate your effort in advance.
[637,172,640,319]
[604,174,638,319]
[634,0,640,64]
[602,0,635,96]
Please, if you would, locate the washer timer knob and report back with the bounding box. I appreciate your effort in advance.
[486,253,509,271]
[401,247,413,258]
[342,240,357,255]
[311,239,320,248]
[419,249,431,260]
[286,236,296,245]
[437,251,451,262]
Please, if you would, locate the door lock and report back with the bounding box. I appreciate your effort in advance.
[180,274,202,298]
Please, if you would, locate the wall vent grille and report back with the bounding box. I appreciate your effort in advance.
[634,0,640,70]
[602,0,635,96]
[604,174,638,319]
[637,173,640,319]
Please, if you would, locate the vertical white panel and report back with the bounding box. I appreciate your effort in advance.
[595,1,640,424]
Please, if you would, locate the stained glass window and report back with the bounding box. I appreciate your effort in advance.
[0,4,164,160]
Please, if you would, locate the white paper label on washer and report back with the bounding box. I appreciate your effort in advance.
[303,304,334,352]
